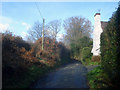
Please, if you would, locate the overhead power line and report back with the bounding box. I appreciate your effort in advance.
[34,1,45,51]
[34,2,43,19]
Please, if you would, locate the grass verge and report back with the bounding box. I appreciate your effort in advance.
[87,66,110,89]
[81,58,100,66]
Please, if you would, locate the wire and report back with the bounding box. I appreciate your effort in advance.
[34,1,43,19]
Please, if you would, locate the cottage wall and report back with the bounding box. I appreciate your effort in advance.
[91,13,103,56]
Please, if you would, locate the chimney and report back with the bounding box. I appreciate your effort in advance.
[92,12,102,56]
[94,13,101,24]
[94,13,100,17]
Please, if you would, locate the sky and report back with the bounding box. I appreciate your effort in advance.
[0,1,119,41]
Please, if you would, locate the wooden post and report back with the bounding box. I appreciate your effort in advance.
[42,18,45,50]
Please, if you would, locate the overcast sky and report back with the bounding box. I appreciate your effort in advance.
[0,2,118,40]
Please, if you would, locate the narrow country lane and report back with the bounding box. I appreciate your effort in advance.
[31,61,97,88]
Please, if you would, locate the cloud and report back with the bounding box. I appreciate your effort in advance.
[0,16,18,33]
[57,33,64,40]
[21,31,28,40]
[22,22,31,30]
[0,16,13,24]
[0,23,10,32]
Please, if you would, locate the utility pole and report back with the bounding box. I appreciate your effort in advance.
[42,18,45,50]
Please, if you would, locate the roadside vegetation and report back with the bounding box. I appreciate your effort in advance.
[63,16,97,66]
[2,31,71,88]
[2,15,94,88]
[4,3,120,88]
[87,2,120,89]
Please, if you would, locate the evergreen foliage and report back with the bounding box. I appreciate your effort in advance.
[63,16,92,62]
[70,36,92,61]
[100,3,120,88]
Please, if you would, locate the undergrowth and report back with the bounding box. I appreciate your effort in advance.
[87,66,111,89]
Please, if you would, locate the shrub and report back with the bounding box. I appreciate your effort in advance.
[87,66,111,88]
[91,56,101,62]
[2,31,44,88]
[31,37,71,65]
[82,47,92,60]
[70,36,92,60]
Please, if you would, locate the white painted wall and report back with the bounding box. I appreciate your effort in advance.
[91,14,103,56]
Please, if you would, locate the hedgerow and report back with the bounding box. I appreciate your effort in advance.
[100,3,120,88]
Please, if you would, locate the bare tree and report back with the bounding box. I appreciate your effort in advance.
[63,16,92,46]
[27,21,43,43]
[46,20,61,40]
[27,20,61,43]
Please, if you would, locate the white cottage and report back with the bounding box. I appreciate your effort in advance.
[91,13,107,56]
